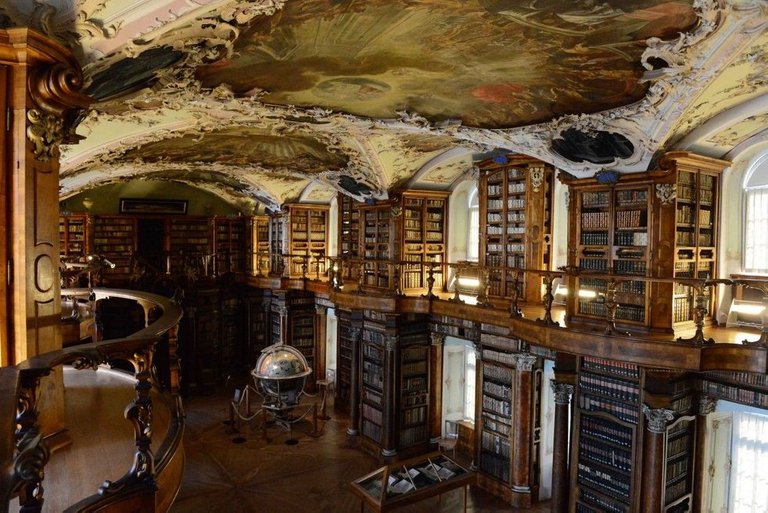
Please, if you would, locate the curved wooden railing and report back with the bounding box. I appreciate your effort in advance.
[1,289,184,513]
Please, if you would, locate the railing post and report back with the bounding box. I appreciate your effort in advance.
[356,261,364,294]
[742,283,768,346]
[602,278,627,336]
[421,262,437,299]
[677,280,715,346]
[449,264,464,303]
[393,263,404,297]
[510,269,523,318]
[476,267,493,308]
[100,346,157,495]
[15,371,50,513]
[536,272,559,326]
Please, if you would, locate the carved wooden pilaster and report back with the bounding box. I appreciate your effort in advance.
[429,332,446,442]
[510,353,537,507]
[347,326,361,436]
[641,406,675,513]
[381,334,398,457]
[692,395,717,512]
[315,305,328,390]
[550,381,574,513]
[1,27,90,444]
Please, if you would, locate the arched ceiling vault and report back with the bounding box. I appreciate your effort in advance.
[2,0,766,211]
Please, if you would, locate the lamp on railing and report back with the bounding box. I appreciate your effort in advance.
[536,272,560,327]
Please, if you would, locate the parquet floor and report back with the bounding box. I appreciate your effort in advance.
[171,390,552,513]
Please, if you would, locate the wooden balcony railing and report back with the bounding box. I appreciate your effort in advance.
[1,289,183,513]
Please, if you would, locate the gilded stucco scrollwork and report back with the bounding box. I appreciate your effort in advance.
[27,109,63,161]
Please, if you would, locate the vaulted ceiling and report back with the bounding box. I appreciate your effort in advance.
[2,1,766,211]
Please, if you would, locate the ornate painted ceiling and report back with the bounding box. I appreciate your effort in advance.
[2,0,766,211]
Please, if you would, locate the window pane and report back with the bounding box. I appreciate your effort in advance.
[745,188,768,273]
[464,347,476,421]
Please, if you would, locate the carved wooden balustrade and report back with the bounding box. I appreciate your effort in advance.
[0,289,183,513]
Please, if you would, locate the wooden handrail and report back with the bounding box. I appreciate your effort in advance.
[1,289,184,513]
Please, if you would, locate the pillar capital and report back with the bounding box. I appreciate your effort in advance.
[513,353,537,372]
[430,331,446,346]
[642,405,675,434]
[550,381,574,405]
[698,395,717,416]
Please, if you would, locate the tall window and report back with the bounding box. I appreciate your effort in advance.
[744,156,768,273]
[467,187,479,262]
[463,345,477,421]
[729,412,768,512]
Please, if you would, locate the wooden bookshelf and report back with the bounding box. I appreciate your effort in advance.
[168,216,212,275]
[92,215,137,285]
[213,216,246,274]
[652,152,725,330]
[563,152,728,334]
[478,155,554,302]
[571,357,642,513]
[335,308,361,414]
[284,204,329,277]
[399,191,449,292]
[270,290,317,382]
[269,212,285,275]
[359,202,395,289]
[59,214,91,257]
[358,311,431,457]
[338,193,361,259]
[252,215,270,275]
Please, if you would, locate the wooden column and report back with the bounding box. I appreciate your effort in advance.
[0,28,89,441]
[641,406,675,513]
[429,331,445,442]
[347,326,361,436]
[692,395,717,513]
[315,305,328,384]
[510,353,537,507]
[550,381,574,513]
[381,334,399,457]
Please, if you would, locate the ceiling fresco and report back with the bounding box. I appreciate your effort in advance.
[2,0,766,211]
[195,0,698,129]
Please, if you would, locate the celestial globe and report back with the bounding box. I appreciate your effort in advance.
[251,344,312,408]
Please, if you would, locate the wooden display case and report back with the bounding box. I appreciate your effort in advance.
[478,155,554,302]
[59,214,91,257]
[350,451,474,512]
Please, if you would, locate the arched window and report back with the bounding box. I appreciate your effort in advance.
[743,155,768,274]
[467,187,479,262]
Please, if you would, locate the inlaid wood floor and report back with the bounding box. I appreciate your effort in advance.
[171,390,551,513]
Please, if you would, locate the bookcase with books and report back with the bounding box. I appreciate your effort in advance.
[399,191,449,292]
[335,308,362,414]
[644,371,697,513]
[168,216,212,274]
[252,215,270,275]
[359,202,395,289]
[269,212,285,275]
[59,214,90,257]
[698,370,768,409]
[570,356,643,513]
[244,288,272,368]
[650,152,726,331]
[213,216,246,274]
[338,193,361,259]
[478,155,554,302]
[92,215,137,285]
[269,290,317,375]
[284,204,329,277]
[474,326,542,505]
[358,311,431,457]
[563,152,727,333]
